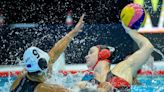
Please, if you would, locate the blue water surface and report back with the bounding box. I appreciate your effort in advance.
[0,75,164,92]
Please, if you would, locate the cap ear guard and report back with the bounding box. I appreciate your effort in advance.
[38,58,48,70]
[97,45,114,60]
[98,49,111,60]
[91,45,114,70]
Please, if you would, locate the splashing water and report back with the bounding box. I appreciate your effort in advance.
[141,48,164,76]
[0,73,15,92]
[1,70,164,92]
[45,72,96,91]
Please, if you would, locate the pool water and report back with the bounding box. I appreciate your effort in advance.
[131,76,164,92]
[0,75,164,92]
[0,76,16,92]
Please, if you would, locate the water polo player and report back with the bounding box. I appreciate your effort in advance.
[10,14,85,92]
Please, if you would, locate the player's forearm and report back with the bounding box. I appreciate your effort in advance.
[127,29,153,49]
[48,28,79,64]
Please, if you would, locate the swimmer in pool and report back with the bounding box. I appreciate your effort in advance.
[10,14,85,92]
[80,22,154,92]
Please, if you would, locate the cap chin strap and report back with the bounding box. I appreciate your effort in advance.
[91,59,110,71]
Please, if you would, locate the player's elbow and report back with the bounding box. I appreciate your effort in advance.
[144,41,154,53]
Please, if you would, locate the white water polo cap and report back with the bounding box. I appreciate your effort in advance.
[23,47,50,73]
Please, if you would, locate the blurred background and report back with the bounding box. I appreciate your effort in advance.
[0,0,163,65]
